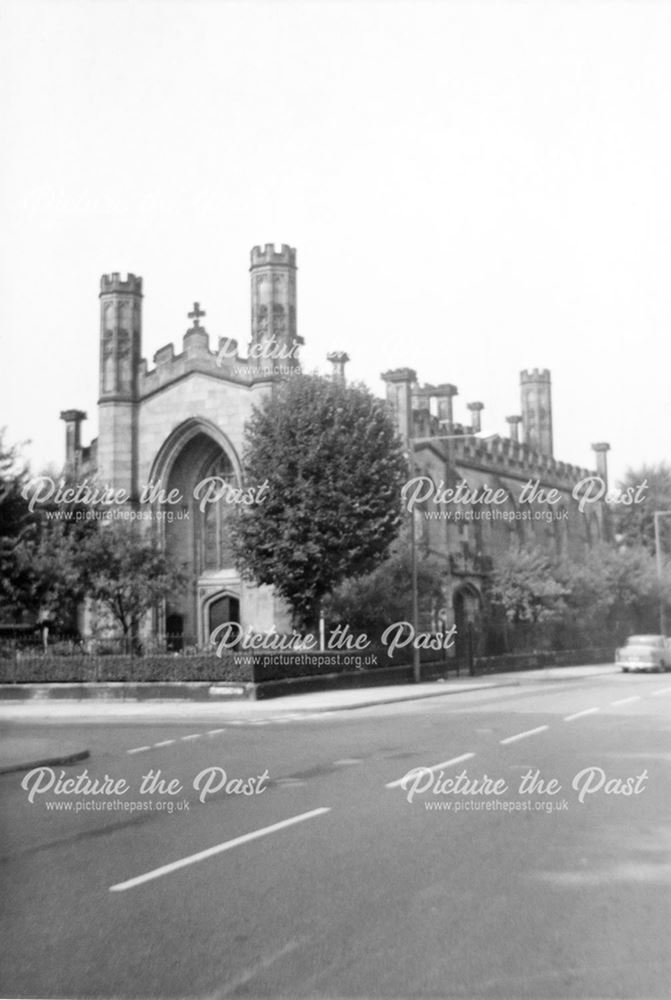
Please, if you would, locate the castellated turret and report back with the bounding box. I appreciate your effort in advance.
[97,273,143,494]
[520,368,553,457]
[99,273,143,399]
[249,244,299,360]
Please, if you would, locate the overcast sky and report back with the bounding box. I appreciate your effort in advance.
[2,0,670,485]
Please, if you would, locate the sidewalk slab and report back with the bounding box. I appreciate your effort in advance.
[0,736,89,775]
[0,677,516,721]
[0,664,619,724]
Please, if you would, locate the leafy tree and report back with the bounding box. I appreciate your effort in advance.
[324,539,445,637]
[77,522,188,648]
[490,546,568,626]
[558,542,671,644]
[231,374,408,630]
[0,432,38,618]
[612,463,671,555]
[9,522,85,628]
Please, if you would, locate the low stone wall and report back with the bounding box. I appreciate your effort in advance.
[0,646,615,694]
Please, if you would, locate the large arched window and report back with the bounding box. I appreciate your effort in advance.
[198,452,236,572]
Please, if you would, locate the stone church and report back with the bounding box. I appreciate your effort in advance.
[61,244,610,651]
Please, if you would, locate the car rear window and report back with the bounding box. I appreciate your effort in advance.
[626,636,664,647]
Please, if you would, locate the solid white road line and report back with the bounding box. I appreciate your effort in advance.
[386,753,475,790]
[127,746,151,755]
[611,696,641,706]
[499,725,549,746]
[109,807,332,893]
[564,707,600,721]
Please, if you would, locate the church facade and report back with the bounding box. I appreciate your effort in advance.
[61,244,610,652]
[382,368,610,653]
[61,245,303,646]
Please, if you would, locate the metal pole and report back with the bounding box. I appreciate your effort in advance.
[410,447,421,683]
[655,512,667,636]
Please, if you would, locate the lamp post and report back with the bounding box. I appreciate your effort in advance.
[654,511,671,636]
[407,429,484,683]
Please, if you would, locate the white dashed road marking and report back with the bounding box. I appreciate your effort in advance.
[153,740,175,747]
[611,697,640,706]
[109,807,332,892]
[127,746,151,755]
[499,725,549,746]
[386,752,475,789]
[564,707,600,722]
[652,686,671,696]
[181,734,201,741]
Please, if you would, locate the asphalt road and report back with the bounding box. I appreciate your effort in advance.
[2,670,671,999]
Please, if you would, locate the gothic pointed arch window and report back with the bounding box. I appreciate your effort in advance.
[198,452,236,572]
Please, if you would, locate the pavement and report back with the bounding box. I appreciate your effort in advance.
[0,664,617,774]
[1,663,669,999]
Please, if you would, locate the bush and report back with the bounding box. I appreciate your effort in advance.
[0,653,252,684]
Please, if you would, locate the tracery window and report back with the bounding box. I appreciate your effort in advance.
[199,453,236,572]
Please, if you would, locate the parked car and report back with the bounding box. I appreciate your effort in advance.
[616,635,671,673]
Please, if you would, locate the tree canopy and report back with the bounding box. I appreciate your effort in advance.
[77,521,188,643]
[612,462,671,555]
[0,431,39,619]
[490,546,568,626]
[231,374,408,630]
[324,537,445,637]
[489,541,671,650]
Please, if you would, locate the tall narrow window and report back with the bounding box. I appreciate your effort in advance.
[199,453,236,571]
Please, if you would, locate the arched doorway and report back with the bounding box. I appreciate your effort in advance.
[206,593,240,643]
[150,420,243,645]
[453,584,482,667]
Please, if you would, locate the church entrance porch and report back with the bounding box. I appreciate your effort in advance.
[199,574,241,648]
[151,420,243,648]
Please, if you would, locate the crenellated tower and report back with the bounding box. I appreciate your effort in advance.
[249,244,299,360]
[520,368,553,457]
[97,273,143,495]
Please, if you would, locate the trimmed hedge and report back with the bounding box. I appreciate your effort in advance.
[0,645,614,685]
[246,644,450,683]
[0,653,250,684]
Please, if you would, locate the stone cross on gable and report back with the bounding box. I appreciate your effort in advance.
[188,302,206,329]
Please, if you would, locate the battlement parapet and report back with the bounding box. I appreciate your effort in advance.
[250,244,297,269]
[433,383,459,398]
[446,434,597,489]
[100,273,143,296]
[381,367,417,385]
[520,367,551,384]
[154,344,175,366]
[138,335,294,398]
